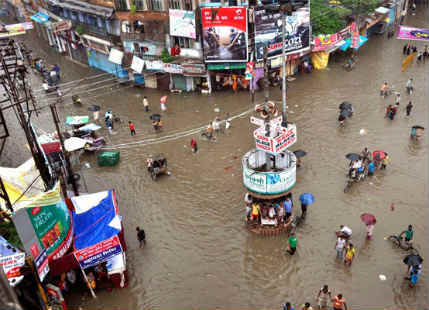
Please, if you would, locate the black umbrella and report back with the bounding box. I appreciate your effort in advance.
[340,109,352,118]
[293,150,307,158]
[412,125,425,130]
[339,102,352,110]
[345,153,361,161]
[88,105,100,112]
[403,254,423,266]
[150,114,161,121]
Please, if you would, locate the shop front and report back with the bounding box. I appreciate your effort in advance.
[182,62,210,93]
[207,62,248,92]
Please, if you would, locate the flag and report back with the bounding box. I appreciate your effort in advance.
[401,53,415,71]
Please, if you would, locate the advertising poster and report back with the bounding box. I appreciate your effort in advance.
[34,249,49,282]
[0,253,25,283]
[254,6,310,61]
[201,7,248,62]
[169,9,196,39]
[74,235,122,269]
[397,26,429,41]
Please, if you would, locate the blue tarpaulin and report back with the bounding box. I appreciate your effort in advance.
[340,36,368,51]
[72,190,121,250]
[30,12,49,24]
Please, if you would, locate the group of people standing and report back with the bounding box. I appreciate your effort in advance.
[380,78,414,121]
[403,44,429,63]
[282,285,348,310]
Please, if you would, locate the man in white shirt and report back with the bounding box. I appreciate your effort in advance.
[335,237,346,259]
[338,225,352,238]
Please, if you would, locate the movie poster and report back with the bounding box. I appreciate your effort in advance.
[254,6,310,61]
[201,7,248,62]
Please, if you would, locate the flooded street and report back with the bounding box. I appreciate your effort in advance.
[2,6,429,310]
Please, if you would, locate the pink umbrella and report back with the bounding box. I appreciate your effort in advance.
[360,213,376,225]
[160,96,167,103]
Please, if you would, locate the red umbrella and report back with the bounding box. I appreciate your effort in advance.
[361,213,376,225]
[372,150,386,160]
[160,95,167,103]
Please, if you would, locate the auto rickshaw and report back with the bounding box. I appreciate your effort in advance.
[146,154,168,181]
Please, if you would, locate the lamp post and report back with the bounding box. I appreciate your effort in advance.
[280,4,292,128]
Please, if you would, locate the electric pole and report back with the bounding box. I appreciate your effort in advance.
[281,4,290,128]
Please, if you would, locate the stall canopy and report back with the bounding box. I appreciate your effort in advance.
[72,190,123,269]
[30,12,50,24]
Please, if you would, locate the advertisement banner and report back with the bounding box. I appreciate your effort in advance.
[34,249,49,282]
[254,6,310,61]
[169,9,196,39]
[0,253,25,281]
[313,25,351,52]
[182,63,206,75]
[201,7,248,62]
[397,26,429,41]
[0,23,26,38]
[131,56,145,73]
[163,63,183,74]
[74,235,122,269]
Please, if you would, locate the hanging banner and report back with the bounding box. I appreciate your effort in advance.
[0,23,26,38]
[51,20,72,33]
[0,253,25,285]
[169,9,196,39]
[131,56,145,73]
[108,48,124,65]
[74,235,122,269]
[254,6,310,61]
[313,25,351,52]
[397,26,429,41]
[145,60,164,71]
[201,7,248,63]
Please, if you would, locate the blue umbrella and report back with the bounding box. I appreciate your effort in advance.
[299,193,314,206]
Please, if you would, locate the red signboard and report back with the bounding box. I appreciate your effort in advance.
[253,124,297,155]
[201,7,248,62]
[74,235,122,269]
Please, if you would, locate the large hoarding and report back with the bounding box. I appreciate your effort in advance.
[397,26,429,41]
[201,7,248,63]
[13,201,73,262]
[254,6,310,61]
[169,9,196,39]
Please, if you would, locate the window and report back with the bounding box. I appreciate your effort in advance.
[135,0,145,9]
[62,8,68,18]
[70,11,77,20]
[78,12,85,23]
[147,0,163,10]
[173,36,191,48]
[183,0,192,10]
[87,15,97,26]
[97,17,103,28]
[169,0,180,9]
[114,0,128,10]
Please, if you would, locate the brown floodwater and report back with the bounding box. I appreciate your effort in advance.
[1,6,428,310]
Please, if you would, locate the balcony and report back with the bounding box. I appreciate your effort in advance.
[71,20,107,36]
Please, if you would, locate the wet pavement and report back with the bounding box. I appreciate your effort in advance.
[2,6,429,310]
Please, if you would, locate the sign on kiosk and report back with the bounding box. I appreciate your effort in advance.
[254,124,297,155]
[74,235,122,269]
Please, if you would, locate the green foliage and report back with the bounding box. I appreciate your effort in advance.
[0,220,23,249]
[130,4,136,14]
[75,25,85,35]
[161,48,175,63]
[311,0,351,35]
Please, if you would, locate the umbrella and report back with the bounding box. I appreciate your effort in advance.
[340,109,352,118]
[150,114,161,121]
[360,213,376,225]
[403,254,423,266]
[65,116,89,126]
[412,125,425,130]
[88,105,101,112]
[346,153,361,161]
[160,95,167,103]
[299,193,314,206]
[373,150,386,160]
[64,137,87,152]
[293,150,307,158]
[339,102,352,110]
[79,123,102,132]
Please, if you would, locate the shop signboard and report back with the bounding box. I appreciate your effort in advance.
[163,63,183,74]
[253,124,297,155]
[397,26,429,41]
[250,116,264,126]
[131,56,145,73]
[242,162,296,195]
[0,23,26,38]
[52,20,72,33]
[313,25,352,52]
[13,200,73,262]
[254,6,310,61]
[74,235,122,269]
[0,253,25,284]
[182,63,206,75]
[145,60,164,71]
[34,249,49,282]
[245,61,254,80]
[201,7,248,62]
[169,9,196,39]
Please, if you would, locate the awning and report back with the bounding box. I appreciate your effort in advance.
[340,36,368,51]
[48,0,114,18]
[115,11,168,22]
[82,34,112,47]
[207,63,246,70]
[30,11,49,24]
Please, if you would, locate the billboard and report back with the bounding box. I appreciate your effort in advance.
[13,200,73,262]
[397,26,429,41]
[201,7,248,62]
[169,9,196,39]
[254,6,310,61]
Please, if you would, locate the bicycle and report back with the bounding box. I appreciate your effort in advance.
[387,233,413,250]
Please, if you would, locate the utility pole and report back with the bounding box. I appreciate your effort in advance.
[50,104,79,197]
[281,7,288,128]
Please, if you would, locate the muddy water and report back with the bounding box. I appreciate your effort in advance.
[2,6,429,310]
